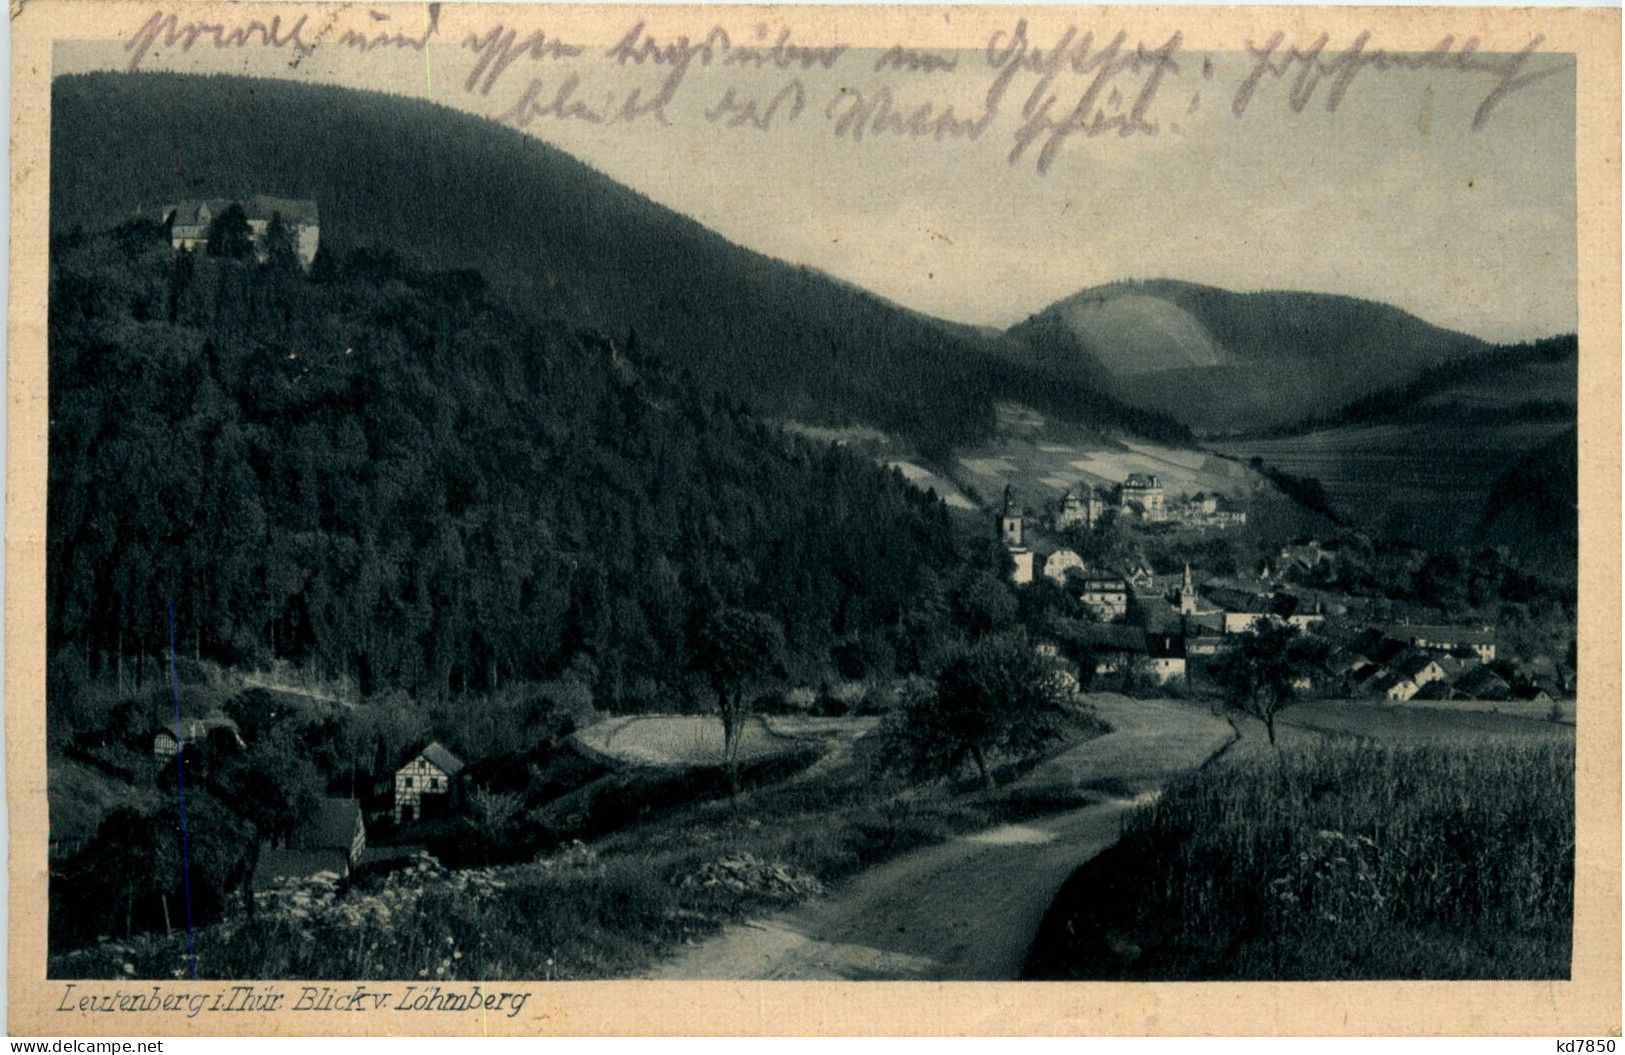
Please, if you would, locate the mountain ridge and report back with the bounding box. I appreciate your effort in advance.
[1008,278,1500,434]
[50,71,1191,458]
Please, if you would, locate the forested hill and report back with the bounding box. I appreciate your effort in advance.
[49,72,1189,457]
[1007,279,1494,434]
[1248,334,1578,439]
[1479,427,1579,580]
[48,221,1005,706]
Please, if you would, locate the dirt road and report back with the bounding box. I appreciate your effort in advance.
[648,696,1234,981]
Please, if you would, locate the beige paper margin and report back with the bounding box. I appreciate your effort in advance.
[6,1,1620,1036]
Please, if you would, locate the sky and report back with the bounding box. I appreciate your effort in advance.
[57,12,1579,343]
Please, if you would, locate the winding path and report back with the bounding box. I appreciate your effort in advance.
[647,696,1235,981]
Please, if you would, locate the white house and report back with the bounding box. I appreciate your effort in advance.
[1077,576,1129,621]
[1368,671,1419,702]
[394,741,466,823]
[1042,548,1086,584]
[1144,632,1187,685]
[1385,623,1499,663]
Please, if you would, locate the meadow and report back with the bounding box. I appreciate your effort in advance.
[1025,736,1574,980]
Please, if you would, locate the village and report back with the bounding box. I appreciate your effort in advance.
[55,467,1566,913]
[994,474,1567,705]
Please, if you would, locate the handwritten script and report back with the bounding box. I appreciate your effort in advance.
[122,9,1572,175]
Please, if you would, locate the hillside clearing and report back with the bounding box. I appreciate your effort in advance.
[570,715,858,769]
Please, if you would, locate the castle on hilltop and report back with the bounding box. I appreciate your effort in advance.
[160,196,321,270]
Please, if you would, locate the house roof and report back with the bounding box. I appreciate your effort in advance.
[417,741,466,777]
[159,717,208,742]
[166,196,320,229]
[1123,474,1159,489]
[1384,623,1498,647]
[1350,662,1383,684]
[1433,654,1470,679]
[1414,679,1455,700]
[1364,636,1409,665]
[1205,586,1275,615]
[1454,666,1511,693]
[289,798,363,853]
[247,195,320,224]
[1390,649,1443,679]
[252,848,351,891]
[1327,648,1367,672]
[1184,612,1225,634]
[1145,632,1186,658]
[1368,671,1414,693]
[1079,576,1128,592]
[1074,625,1147,653]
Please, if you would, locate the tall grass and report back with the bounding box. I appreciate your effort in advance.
[1027,738,1573,980]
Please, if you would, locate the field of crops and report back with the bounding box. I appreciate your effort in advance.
[1281,699,1576,742]
[1027,736,1574,980]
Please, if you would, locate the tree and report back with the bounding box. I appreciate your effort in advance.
[691,607,786,795]
[209,724,322,911]
[262,211,300,274]
[950,566,1017,637]
[884,631,1076,789]
[205,202,254,260]
[1208,621,1308,745]
[464,785,525,864]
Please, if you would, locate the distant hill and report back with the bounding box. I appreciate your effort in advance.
[1261,334,1577,437]
[1008,279,1494,434]
[49,72,1189,459]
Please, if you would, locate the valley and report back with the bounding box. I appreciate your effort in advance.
[39,68,1581,993]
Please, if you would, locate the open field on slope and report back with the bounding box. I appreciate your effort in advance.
[885,460,977,509]
[1218,418,1573,537]
[952,404,1259,505]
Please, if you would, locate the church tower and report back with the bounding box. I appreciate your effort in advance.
[998,485,1024,547]
[997,485,1033,585]
[1178,562,1198,615]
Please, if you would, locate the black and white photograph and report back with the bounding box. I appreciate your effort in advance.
[20,1,1605,1018]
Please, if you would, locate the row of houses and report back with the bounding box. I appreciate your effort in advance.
[1331,625,1536,703]
[149,722,468,888]
[1049,475,1245,532]
[1058,626,1190,685]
